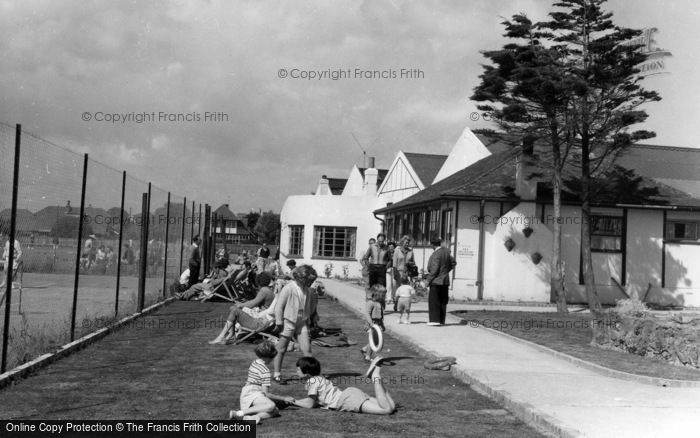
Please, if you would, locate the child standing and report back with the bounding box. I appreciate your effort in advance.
[360,284,386,362]
[229,341,286,424]
[284,356,395,415]
[394,274,415,324]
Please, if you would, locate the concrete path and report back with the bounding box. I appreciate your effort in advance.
[322,279,700,438]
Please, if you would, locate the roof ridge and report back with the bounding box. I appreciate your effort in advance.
[403,151,448,158]
[634,144,700,153]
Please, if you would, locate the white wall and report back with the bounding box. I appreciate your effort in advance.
[342,166,365,196]
[377,154,422,205]
[451,200,481,300]
[482,202,551,302]
[279,194,383,279]
[626,209,663,299]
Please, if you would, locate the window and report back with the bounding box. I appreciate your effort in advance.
[441,209,453,243]
[590,215,623,252]
[313,226,357,258]
[428,209,440,240]
[288,225,304,257]
[412,212,421,243]
[386,217,394,242]
[666,221,699,242]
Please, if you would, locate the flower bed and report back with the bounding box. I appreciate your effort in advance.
[592,309,700,370]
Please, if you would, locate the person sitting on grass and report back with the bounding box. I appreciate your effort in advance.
[281,356,395,415]
[209,271,277,345]
[229,340,289,424]
[360,284,386,362]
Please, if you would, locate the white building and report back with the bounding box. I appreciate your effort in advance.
[279,127,501,278]
[375,141,700,308]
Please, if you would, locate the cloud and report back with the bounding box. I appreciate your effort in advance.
[151,134,170,151]
[0,0,697,213]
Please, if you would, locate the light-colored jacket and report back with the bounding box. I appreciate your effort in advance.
[274,281,315,326]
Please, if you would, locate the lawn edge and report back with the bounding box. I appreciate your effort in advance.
[0,297,177,390]
[451,312,700,388]
[323,284,582,438]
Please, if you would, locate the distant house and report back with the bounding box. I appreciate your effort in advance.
[375,140,700,307]
[213,204,256,245]
[279,127,503,278]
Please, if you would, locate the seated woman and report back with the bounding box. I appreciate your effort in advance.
[176,258,231,300]
[209,271,277,345]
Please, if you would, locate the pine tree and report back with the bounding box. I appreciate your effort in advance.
[472,14,575,313]
[541,0,661,312]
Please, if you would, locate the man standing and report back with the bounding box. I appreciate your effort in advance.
[256,242,270,273]
[426,237,456,326]
[188,235,202,288]
[362,233,391,289]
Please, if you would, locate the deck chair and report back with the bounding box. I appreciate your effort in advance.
[199,270,239,303]
[231,318,277,345]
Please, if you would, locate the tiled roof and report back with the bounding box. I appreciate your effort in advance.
[213,204,243,222]
[616,144,700,197]
[403,152,447,186]
[375,150,520,213]
[326,178,348,195]
[376,147,700,214]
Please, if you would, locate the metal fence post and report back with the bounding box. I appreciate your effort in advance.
[198,203,202,237]
[203,205,211,274]
[1,124,22,373]
[162,192,171,298]
[69,153,89,342]
[114,170,126,317]
[179,197,186,275]
[190,200,195,243]
[137,192,149,312]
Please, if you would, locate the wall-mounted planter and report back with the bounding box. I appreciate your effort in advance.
[504,238,515,252]
[523,226,533,238]
[531,252,542,265]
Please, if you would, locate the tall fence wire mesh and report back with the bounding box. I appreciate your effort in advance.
[0,122,207,371]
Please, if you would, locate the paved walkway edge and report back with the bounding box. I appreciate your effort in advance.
[455,318,700,389]
[323,293,582,438]
[0,297,176,390]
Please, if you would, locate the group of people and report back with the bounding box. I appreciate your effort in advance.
[167,230,463,424]
[80,235,119,274]
[361,233,456,326]
[215,261,395,423]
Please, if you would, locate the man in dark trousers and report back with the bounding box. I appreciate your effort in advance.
[426,237,456,326]
[187,235,202,288]
[362,233,391,289]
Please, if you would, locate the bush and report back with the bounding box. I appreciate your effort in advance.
[614,298,649,317]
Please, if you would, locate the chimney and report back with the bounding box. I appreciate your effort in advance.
[364,158,378,196]
[515,135,538,201]
[316,174,331,195]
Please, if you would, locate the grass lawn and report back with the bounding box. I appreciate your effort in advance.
[452,310,700,382]
[0,298,545,438]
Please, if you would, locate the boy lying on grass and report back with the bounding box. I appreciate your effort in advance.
[281,356,396,415]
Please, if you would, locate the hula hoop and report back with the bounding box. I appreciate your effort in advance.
[368,324,384,353]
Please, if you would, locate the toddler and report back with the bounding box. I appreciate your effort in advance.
[394,274,415,324]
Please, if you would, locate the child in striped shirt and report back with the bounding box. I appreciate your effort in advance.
[229,341,286,424]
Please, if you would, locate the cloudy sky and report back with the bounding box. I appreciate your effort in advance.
[1,0,697,213]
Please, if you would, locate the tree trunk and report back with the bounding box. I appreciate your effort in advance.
[580,133,602,313]
[549,119,568,314]
[551,166,568,313]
